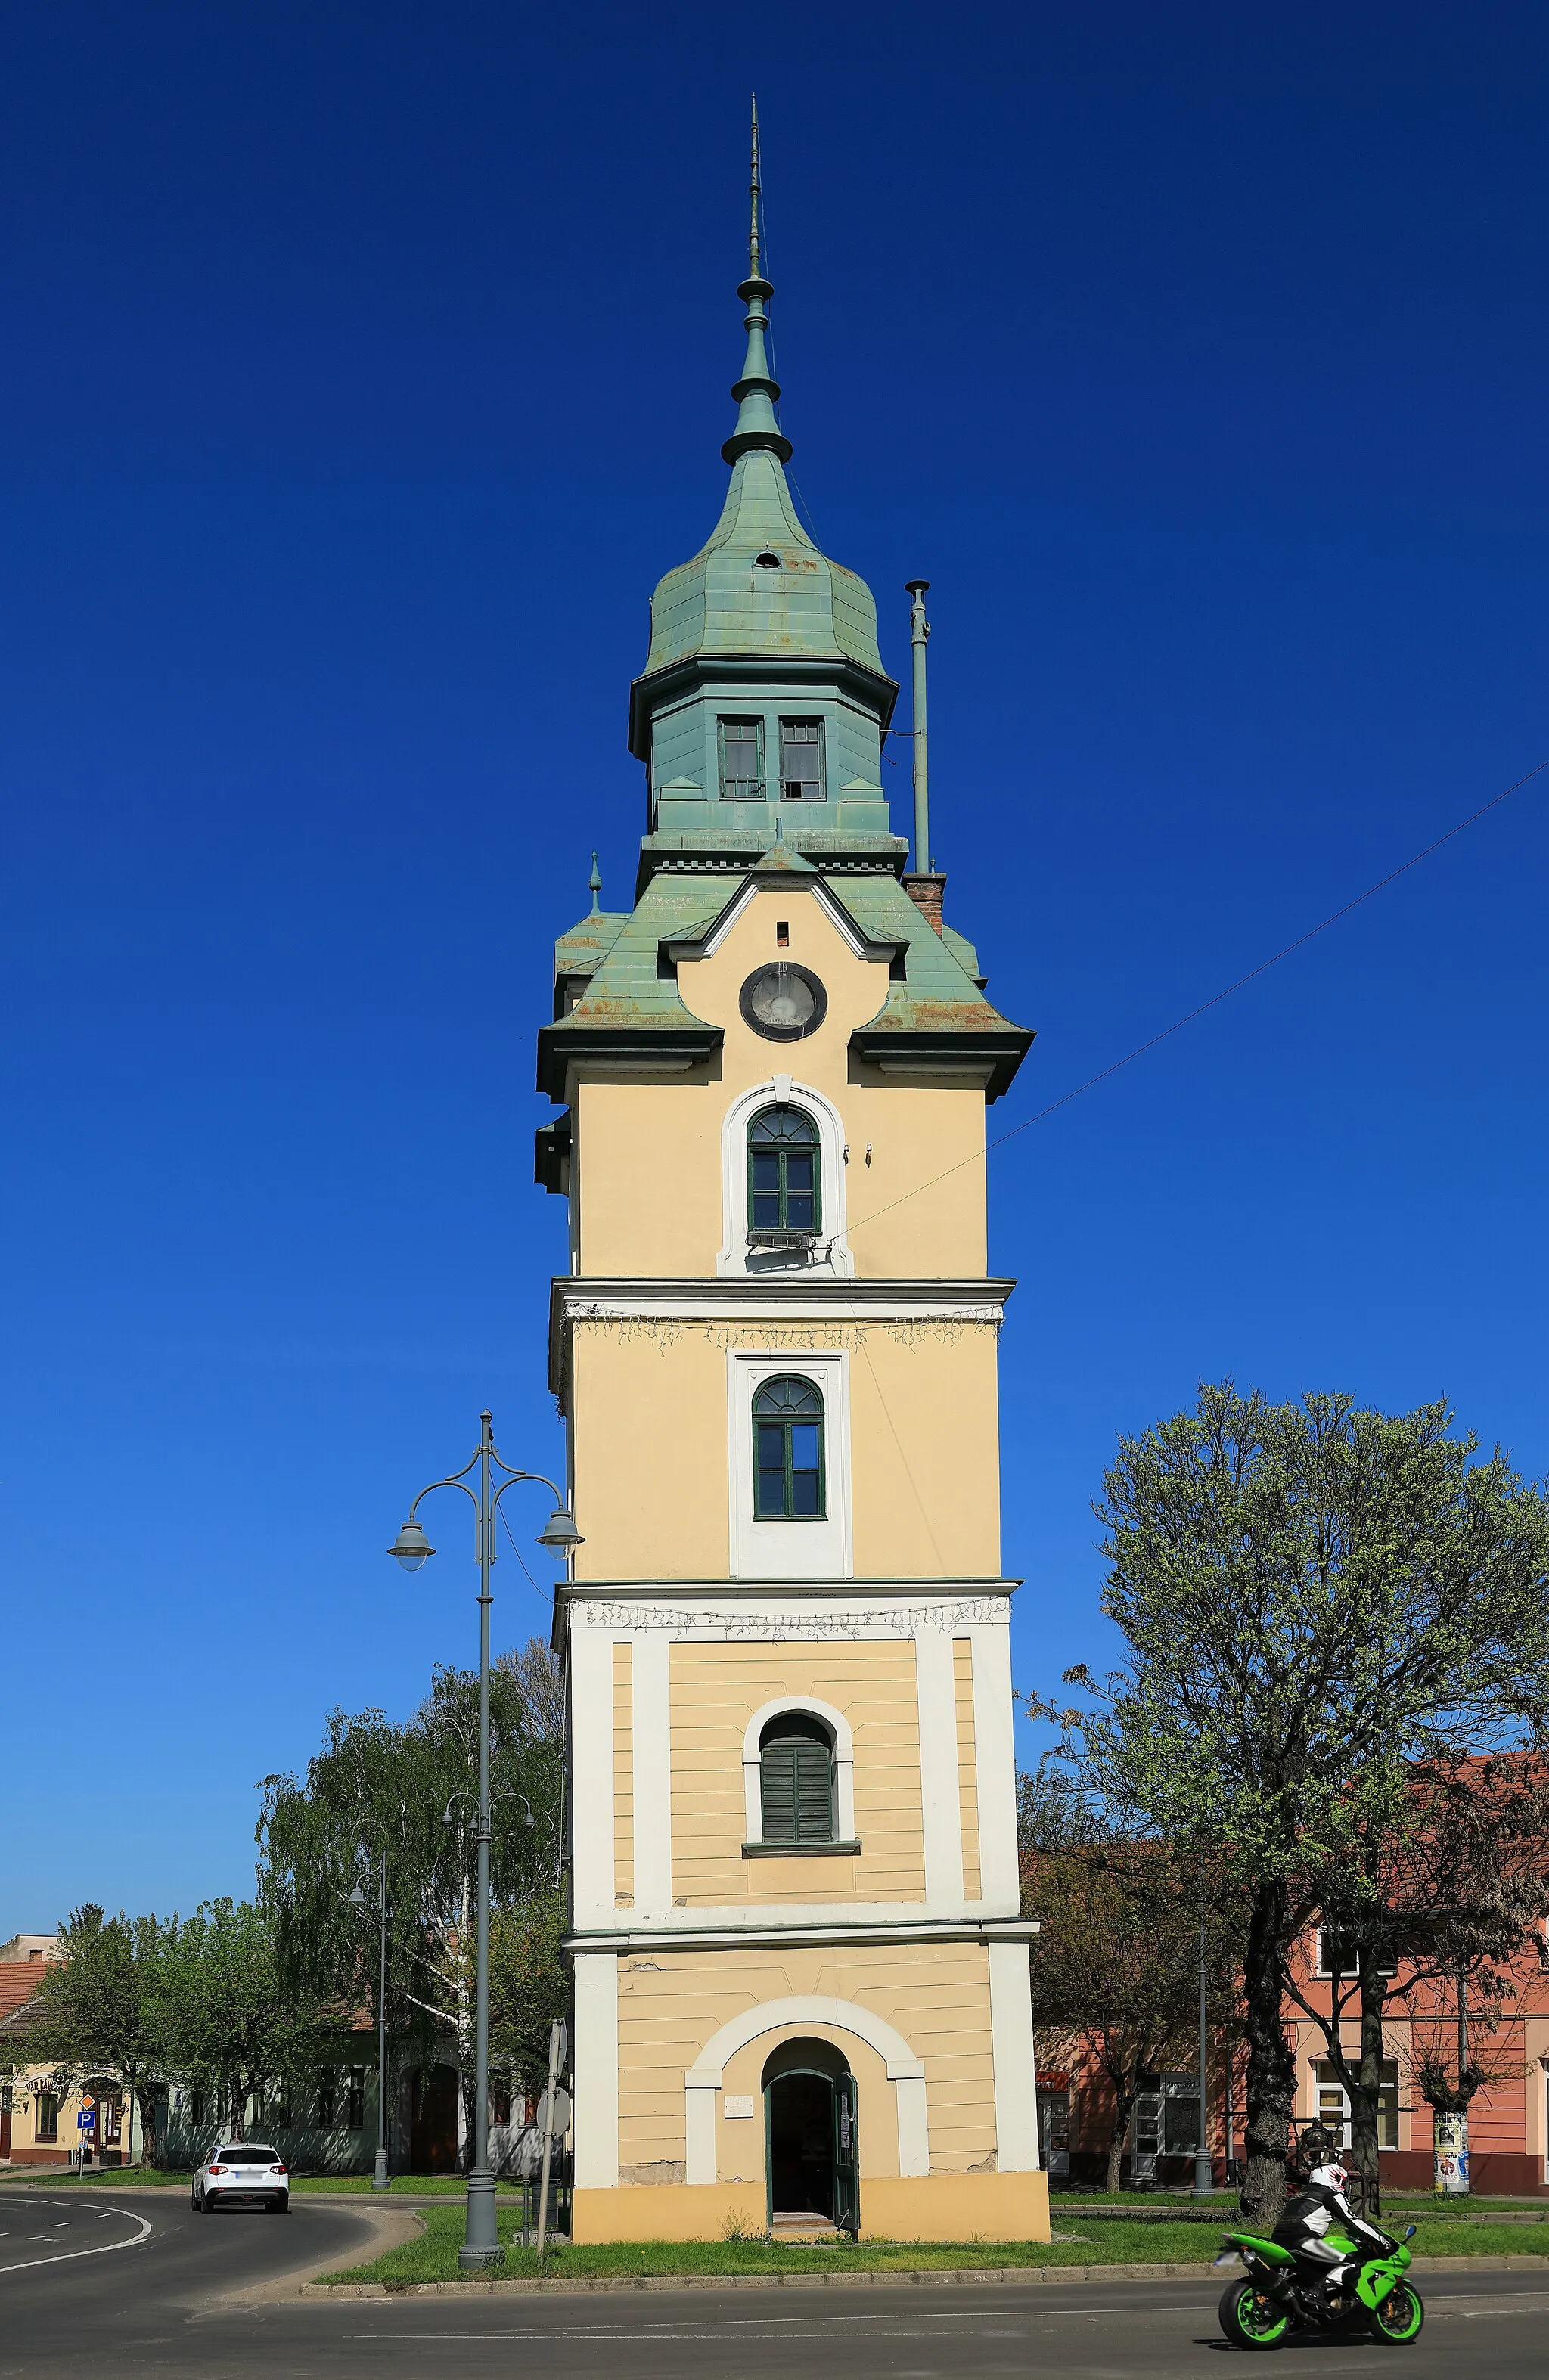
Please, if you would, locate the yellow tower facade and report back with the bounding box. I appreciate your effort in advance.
[536,175,1047,2245]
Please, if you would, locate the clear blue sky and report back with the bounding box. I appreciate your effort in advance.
[5,3,1547,1927]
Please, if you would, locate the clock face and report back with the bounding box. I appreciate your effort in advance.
[739,961,827,1042]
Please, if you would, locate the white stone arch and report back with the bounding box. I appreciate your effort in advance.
[717,1076,853,1277]
[741,1695,855,1844]
[684,1995,927,2183]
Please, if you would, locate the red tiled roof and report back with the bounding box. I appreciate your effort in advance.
[0,1961,48,2024]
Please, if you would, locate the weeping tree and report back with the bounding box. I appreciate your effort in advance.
[257,1638,565,2159]
[1050,1386,1549,2232]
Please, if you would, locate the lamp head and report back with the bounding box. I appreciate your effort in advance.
[349,1882,370,1908]
[388,1518,435,1572]
[536,1506,582,1560]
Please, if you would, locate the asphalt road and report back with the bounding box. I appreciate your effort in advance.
[2,2192,1547,2378]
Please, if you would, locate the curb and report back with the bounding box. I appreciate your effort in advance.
[303,2251,1549,2298]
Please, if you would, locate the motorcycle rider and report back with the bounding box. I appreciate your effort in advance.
[1271,2124,1392,2313]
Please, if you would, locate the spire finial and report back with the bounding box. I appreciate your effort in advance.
[722,96,793,468]
[588,851,602,914]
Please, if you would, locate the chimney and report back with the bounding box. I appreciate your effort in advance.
[903,870,947,933]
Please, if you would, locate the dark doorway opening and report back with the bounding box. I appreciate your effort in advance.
[409,2063,460,2174]
[762,2036,858,2233]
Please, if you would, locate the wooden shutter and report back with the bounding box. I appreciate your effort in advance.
[761,1742,799,1842]
[793,1740,833,1840]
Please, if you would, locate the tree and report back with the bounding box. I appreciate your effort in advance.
[1020,1770,1219,2189]
[17,1907,167,2167]
[1283,1755,1549,2210]
[257,1637,565,2156]
[1056,1385,1549,2230]
[488,1885,568,2090]
[154,1901,328,2135]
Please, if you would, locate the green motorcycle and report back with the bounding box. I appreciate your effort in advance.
[1216,2220,1423,2350]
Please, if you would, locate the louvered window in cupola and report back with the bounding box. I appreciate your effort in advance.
[759,1713,836,1845]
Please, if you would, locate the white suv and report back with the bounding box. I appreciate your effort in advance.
[192,2144,290,2213]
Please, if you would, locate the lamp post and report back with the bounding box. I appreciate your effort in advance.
[388,1410,581,2273]
[349,1850,391,2192]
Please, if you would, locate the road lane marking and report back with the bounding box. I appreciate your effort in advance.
[0,2205,151,2277]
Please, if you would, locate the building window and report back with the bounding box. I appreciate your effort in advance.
[719,717,765,799]
[100,2093,123,2147]
[35,2093,58,2143]
[346,2068,365,2130]
[753,1376,825,1518]
[317,2071,336,2129]
[759,1712,836,1843]
[1314,2059,1400,2152]
[1315,1929,1396,1979]
[779,718,824,800]
[747,1105,820,1239]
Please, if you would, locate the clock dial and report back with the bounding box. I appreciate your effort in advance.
[740,962,827,1042]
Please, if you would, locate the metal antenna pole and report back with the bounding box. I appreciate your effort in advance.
[906,580,931,870]
[459,1410,501,2270]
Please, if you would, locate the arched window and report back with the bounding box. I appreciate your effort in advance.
[747,1105,821,1240]
[753,1376,825,1518]
[759,1713,835,1844]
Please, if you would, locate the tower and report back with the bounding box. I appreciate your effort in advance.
[538,122,1047,2244]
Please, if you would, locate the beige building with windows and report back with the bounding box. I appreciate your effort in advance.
[539,181,1048,2246]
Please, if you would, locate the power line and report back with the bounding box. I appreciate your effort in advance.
[848,754,1549,1237]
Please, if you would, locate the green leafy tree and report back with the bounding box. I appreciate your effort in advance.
[154,1900,329,2134]
[1054,1385,1549,2230]
[488,1885,568,2090]
[19,1907,167,2167]
[257,1638,564,2150]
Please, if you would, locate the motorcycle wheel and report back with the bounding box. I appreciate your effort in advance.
[1218,2279,1293,2350]
[1368,2284,1425,2344]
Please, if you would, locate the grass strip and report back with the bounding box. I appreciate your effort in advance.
[315,2208,1549,2287]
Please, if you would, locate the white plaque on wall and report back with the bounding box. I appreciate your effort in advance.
[723,2095,755,2119]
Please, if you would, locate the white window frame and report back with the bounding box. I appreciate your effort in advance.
[727,1348,852,1581]
[717,1076,853,1277]
[742,1696,856,1844]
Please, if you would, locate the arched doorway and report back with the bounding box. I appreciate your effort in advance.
[409,2064,460,2174]
[762,2037,858,2234]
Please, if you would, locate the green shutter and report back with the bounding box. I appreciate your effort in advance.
[793,1741,833,1840]
[761,1743,799,1842]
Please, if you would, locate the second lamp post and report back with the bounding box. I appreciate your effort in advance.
[389,1410,580,2273]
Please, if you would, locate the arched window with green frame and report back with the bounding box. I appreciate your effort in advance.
[747,1105,820,1238]
[753,1375,825,1518]
[759,1711,836,1843]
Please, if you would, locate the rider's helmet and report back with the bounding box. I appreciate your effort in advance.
[1316,2160,1350,2193]
[1296,2122,1336,2171]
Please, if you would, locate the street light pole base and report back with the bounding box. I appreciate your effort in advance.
[461,2167,502,2269]
[371,2148,391,2193]
[1192,2150,1215,2201]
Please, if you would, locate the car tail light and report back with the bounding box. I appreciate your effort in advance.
[208,2164,226,2175]
[273,2164,287,2176]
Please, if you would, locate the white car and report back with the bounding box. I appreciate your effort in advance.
[192,2143,290,2213]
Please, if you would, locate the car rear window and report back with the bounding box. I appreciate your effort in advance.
[219,2147,279,2165]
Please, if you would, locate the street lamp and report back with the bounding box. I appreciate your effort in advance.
[348,1850,391,2193]
[388,1409,581,2273]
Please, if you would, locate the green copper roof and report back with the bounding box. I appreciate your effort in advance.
[635,108,889,695]
[641,449,886,681]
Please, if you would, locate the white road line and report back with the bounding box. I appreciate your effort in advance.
[0,2206,151,2277]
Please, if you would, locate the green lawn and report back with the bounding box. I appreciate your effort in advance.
[317,2208,1549,2287]
[0,2168,523,2195]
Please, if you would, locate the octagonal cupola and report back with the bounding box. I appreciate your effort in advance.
[629,107,900,855]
